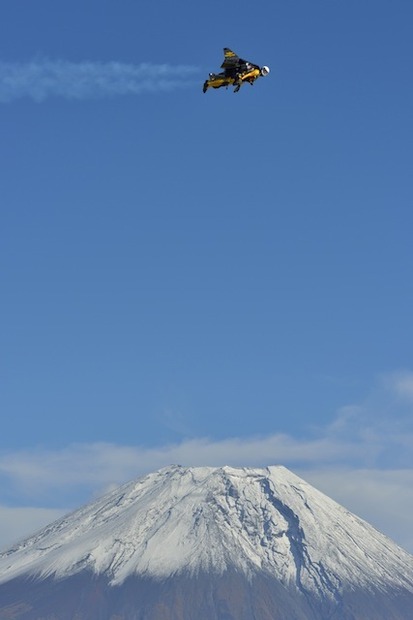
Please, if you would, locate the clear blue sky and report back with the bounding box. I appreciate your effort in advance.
[1,0,413,551]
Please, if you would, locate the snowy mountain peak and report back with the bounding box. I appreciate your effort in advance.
[1,464,413,603]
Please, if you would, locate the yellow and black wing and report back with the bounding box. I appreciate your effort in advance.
[221,48,242,70]
[220,48,258,72]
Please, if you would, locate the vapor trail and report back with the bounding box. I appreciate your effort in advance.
[0,59,199,102]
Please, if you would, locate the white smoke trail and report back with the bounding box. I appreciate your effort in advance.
[0,58,199,102]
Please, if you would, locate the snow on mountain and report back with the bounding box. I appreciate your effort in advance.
[1,463,413,603]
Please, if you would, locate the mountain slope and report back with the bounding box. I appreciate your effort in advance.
[1,465,413,619]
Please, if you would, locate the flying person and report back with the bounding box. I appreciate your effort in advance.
[203,48,270,93]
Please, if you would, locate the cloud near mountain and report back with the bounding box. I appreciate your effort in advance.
[1,371,412,551]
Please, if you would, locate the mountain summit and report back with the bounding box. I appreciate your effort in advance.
[1,465,413,619]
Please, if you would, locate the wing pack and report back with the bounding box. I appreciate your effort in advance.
[203,48,270,93]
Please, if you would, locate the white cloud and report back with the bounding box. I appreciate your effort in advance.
[0,433,371,499]
[0,59,199,102]
[384,370,413,402]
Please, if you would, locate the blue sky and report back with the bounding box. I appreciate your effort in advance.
[1,0,413,551]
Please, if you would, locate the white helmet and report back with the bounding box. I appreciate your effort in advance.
[260,66,270,76]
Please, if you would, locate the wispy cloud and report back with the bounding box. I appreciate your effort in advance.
[0,58,199,102]
[383,370,413,403]
[0,433,376,502]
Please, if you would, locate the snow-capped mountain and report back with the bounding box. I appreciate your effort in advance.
[1,465,413,619]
